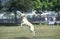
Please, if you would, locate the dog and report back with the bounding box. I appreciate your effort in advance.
[16,11,35,36]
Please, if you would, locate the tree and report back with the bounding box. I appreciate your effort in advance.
[52,0,60,12]
[0,1,2,12]
[33,0,43,10]
[4,0,60,13]
[4,0,35,23]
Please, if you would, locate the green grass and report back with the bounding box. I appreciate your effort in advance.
[0,24,60,39]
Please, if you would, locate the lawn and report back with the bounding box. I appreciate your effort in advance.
[0,24,60,39]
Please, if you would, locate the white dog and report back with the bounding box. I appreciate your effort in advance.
[16,11,35,36]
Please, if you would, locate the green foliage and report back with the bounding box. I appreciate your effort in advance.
[0,1,2,12]
[33,0,42,9]
[4,0,60,12]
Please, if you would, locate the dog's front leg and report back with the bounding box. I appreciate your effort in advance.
[21,23,24,27]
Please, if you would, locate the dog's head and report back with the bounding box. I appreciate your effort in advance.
[21,14,25,17]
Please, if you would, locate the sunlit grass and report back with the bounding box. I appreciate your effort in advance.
[0,24,60,39]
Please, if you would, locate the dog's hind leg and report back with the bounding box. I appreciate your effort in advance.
[28,23,35,36]
[30,26,35,36]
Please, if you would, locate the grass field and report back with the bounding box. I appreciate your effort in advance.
[0,24,60,39]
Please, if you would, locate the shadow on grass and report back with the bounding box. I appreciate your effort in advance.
[0,23,20,26]
[14,37,30,39]
[0,23,40,26]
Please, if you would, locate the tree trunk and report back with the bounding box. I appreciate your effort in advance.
[14,10,17,24]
